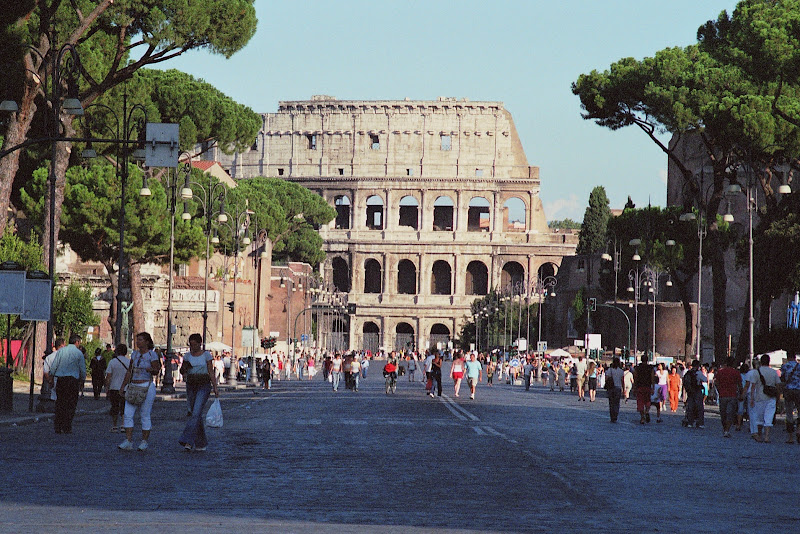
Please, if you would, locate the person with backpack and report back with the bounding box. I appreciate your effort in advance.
[746,353,780,443]
[682,359,708,429]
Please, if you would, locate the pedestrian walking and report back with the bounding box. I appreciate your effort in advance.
[118,332,161,452]
[179,333,219,451]
[451,352,465,397]
[331,353,343,391]
[667,366,681,412]
[361,354,369,380]
[633,356,654,425]
[49,334,86,434]
[605,357,625,423]
[523,358,534,391]
[261,358,272,390]
[587,360,598,402]
[655,363,668,413]
[351,357,361,392]
[465,352,482,400]
[623,365,634,402]
[430,351,443,397]
[557,363,566,392]
[486,359,495,386]
[407,355,417,382]
[681,359,707,429]
[780,352,800,443]
[575,354,588,401]
[424,351,434,395]
[746,354,780,443]
[89,348,107,400]
[715,357,742,438]
[42,337,65,408]
[104,344,130,433]
[548,362,556,391]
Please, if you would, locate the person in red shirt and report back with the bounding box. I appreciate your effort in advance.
[715,356,743,438]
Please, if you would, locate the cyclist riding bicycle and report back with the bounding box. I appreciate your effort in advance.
[383,359,398,394]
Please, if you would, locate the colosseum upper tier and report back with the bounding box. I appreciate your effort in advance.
[215,95,577,352]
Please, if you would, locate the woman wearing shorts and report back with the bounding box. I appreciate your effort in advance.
[451,352,465,397]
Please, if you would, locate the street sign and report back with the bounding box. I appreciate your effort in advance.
[0,270,25,314]
[537,341,547,353]
[145,123,180,167]
[21,278,52,321]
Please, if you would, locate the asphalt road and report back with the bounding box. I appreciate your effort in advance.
[0,367,794,533]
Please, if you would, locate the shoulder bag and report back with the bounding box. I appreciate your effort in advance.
[757,368,779,398]
[125,353,150,406]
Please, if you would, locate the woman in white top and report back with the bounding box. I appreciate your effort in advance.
[179,333,219,451]
[119,332,161,451]
[655,363,669,412]
[450,352,465,397]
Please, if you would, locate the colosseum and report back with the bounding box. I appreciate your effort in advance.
[213,95,577,352]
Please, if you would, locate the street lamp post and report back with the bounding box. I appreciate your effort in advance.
[218,203,253,386]
[601,235,621,304]
[533,275,557,351]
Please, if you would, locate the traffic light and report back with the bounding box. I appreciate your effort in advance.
[260,337,268,349]
[347,303,357,315]
[227,301,234,312]
[588,297,597,312]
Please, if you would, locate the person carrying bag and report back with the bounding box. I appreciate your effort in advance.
[179,333,220,451]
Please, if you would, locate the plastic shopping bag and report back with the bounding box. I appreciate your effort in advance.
[206,399,223,428]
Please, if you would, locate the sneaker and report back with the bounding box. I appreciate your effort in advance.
[645,413,651,423]
[470,394,475,399]
[137,440,148,451]
[696,425,704,429]
[182,443,192,451]
[194,446,207,451]
[118,440,133,451]
[724,432,731,438]
[110,426,118,433]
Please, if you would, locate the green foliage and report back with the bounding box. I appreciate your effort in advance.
[223,178,335,266]
[19,161,206,269]
[577,186,611,254]
[548,218,581,230]
[571,288,587,338]
[52,282,99,342]
[0,226,44,272]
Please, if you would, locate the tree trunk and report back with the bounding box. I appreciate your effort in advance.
[710,233,728,364]
[12,323,35,376]
[0,59,41,237]
[676,277,694,362]
[130,262,145,337]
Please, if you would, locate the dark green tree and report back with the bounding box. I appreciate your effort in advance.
[577,186,611,254]
[548,219,581,231]
[52,281,99,341]
[224,178,336,267]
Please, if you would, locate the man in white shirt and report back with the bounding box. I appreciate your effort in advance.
[746,354,780,442]
[423,351,435,395]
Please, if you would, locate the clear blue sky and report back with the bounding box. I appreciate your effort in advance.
[162,0,738,222]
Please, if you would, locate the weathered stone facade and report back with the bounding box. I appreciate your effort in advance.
[214,96,578,351]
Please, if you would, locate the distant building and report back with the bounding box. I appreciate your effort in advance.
[212,96,577,351]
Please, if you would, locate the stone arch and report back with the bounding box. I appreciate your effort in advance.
[366,194,384,230]
[429,323,451,350]
[332,257,351,293]
[501,261,525,289]
[467,196,491,232]
[397,259,417,294]
[503,196,526,232]
[334,195,351,229]
[433,195,454,231]
[364,258,382,293]
[465,260,488,295]
[395,321,415,351]
[538,262,557,279]
[398,195,419,230]
[362,321,380,353]
[431,260,452,295]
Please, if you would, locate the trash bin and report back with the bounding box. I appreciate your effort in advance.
[0,366,13,412]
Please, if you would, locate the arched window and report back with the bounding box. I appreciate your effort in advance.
[433,195,454,231]
[431,260,452,295]
[334,195,351,229]
[503,197,526,232]
[397,259,417,294]
[429,323,451,350]
[467,197,490,232]
[501,261,525,290]
[398,196,419,230]
[395,322,415,351]
[362,321,380,353]
[466,261,488,295]
[332,257,351,293]
[366,195,384,230]
[364,258,382,293]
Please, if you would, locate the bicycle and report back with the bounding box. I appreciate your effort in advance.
[384,371,397,394]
